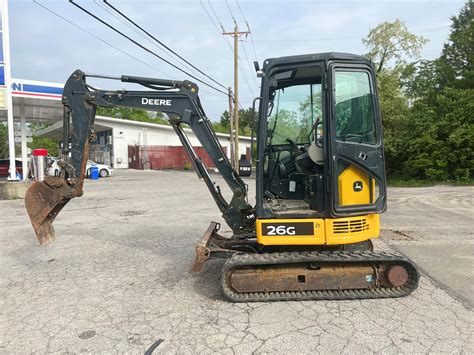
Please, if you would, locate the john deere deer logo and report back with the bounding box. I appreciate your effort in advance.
[353,181,363,192]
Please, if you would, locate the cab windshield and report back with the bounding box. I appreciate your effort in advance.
[267,66,322,146]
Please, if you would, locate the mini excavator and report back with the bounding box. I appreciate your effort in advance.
[25,53,419,302]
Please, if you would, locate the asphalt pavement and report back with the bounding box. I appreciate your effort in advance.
[0,170,472,353]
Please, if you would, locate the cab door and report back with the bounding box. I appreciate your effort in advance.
[328,63,386,216]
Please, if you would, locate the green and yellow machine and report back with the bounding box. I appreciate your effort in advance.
[25,52,419,302]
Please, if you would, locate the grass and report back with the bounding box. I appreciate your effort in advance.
[387,176,474,187]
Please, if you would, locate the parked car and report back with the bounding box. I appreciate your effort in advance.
[0,159,23,179]
[86,160,113,178]
[47,156,61,177]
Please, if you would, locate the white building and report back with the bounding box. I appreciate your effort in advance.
[37,115,252,169]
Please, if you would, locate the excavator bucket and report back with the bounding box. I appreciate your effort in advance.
[24,70,96,244]
[25,176,76,244]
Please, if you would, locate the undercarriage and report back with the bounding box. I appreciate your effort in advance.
[192,222,419,302]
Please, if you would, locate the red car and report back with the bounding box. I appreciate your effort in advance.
[0,159,23,178]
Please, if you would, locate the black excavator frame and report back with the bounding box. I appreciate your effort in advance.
[25,65,420,302]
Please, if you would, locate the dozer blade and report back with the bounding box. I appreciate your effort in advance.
[25,176,76,245]
[190,221,259,272]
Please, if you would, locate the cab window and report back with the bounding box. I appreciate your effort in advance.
[334,71,377,145]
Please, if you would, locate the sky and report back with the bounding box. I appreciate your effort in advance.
[9,0,466,121]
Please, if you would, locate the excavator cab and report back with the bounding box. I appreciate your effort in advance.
[24,52,418,302]
[254,53,387,246]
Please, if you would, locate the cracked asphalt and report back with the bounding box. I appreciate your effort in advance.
[1,170,473,353]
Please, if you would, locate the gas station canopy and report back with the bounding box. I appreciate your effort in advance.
[0,78,63,123]
[1,78,64,180]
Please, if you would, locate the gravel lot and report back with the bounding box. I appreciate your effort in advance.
[1,170,472,353]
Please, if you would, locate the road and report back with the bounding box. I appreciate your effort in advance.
[0,170,472,353]
[382,185,473,309]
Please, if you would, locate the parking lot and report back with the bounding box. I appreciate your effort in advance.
[1,170,472,353]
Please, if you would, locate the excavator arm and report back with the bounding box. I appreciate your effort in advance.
[25,70,254,244]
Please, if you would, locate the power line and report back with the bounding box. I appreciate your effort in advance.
[224,0,237,25]
[240,42,259,91]
[33,1,220,100]
[200,1,250,106]
[200,2,255,107]
[225,7,258,97]
[68,0,228,96]
[32,0,172,80]
[93,0,213,87]
[200,0,233,52]
[243,35,362,43]
[220,0,258,96]
[238,58,255,97]
[225,1,258,93]
[103,0,228,91]
[234,0,258,62]
[228,0,259,91]
[234,0,249,29]
[207,0,226,33]
[200,1,223,36]
[242,25,450,45]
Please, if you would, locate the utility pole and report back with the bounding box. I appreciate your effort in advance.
[223,24,250,172]
[228,87,235,168]
[1,0,17,180]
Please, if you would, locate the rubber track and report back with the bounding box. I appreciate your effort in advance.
[221,250,419,302]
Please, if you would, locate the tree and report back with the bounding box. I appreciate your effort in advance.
[299,90,323,140]
[403,87,474,181]
[393,1,474,182]
[218,108,255,135]
[363,19,428,73]
[402,60,441,102]
[437,1,473,89]
[267,109,300,144]
[28,123,59,156]
[0,123,8,159]
[362,20,427,174]
[96,107,168,125]
[28,136,59,156]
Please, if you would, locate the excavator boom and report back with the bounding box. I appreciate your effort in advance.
[25,70,254,244]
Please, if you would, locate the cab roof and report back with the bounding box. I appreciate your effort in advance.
[262,52,371,71]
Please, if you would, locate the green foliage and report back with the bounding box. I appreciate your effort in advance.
[387,176,438,187]
[30,122,49,134]
[212,122,230,134]
[268,109,301,144]
[400,1,474,183]
[298,88,323,140]
[0,123,8,159]
[96,107,169,125]
[27,122,59,156]
[363,19,428,73]
[376,69,411,173]
[438,1,474,89]
[402,60,441,102]
[217,108,255,135]
[403,88,474,182]
[28,136,59,156]
[362,5,474,184]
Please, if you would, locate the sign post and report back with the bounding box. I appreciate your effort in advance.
[0,0,17,180]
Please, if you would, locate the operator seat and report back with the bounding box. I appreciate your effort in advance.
[295,141,323,174]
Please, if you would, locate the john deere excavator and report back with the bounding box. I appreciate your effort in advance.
[25,52,419,302]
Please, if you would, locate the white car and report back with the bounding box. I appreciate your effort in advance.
[47,157,61,177]
[86,160,113,178]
